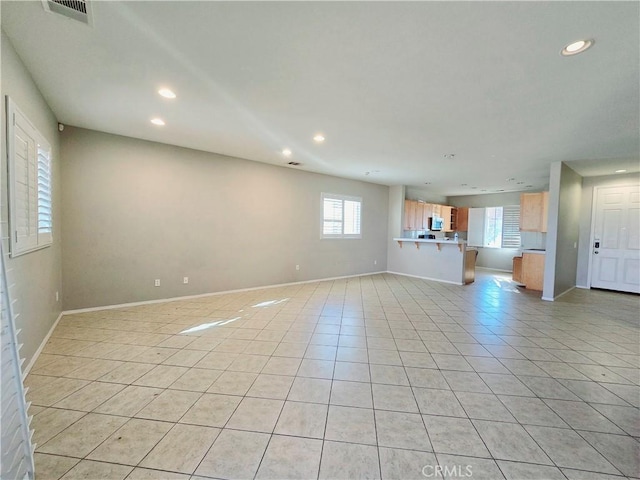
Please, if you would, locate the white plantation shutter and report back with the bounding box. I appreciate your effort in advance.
[502,205,521,248]
[343,200,361,235]
[7,97,53,257]
[37,144,53,243]
[323,196,343,235]
[322,193,362,238]
[0,210,35,480]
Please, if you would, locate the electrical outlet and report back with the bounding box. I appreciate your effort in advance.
[154,279,160,287]
[295,264,300,271]
[55,291,59,302]
[183,277,189,284]
[374,260,377,265]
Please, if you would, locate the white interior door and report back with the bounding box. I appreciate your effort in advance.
[591,185,640,293]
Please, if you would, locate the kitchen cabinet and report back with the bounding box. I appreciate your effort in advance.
[414,202,428,230]
[519,252,545,291]
[512,256,523,283]
[441,205,454,232]
[404,200,416,230]
[456,207,469,232]
[520,192,549,232]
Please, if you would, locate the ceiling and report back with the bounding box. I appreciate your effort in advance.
[2,1,639,196]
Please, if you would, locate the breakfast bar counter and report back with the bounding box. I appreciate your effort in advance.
[389,238,475,285]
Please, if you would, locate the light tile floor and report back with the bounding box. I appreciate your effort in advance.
[26,271,639,480]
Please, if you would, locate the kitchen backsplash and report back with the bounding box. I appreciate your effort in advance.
[521,231,547,250]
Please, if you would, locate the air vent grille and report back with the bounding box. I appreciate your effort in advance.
[42,0,92,25]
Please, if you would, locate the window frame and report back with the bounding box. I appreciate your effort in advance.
[7,97,53,257]
[321,193,362,239]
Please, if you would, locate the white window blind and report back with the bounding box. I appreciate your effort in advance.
[7,97,53,257]
[322,193,362,238]
[502,205,521,248]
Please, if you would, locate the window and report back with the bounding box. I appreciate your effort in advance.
[7,97,53,257]
[484,207,503,248]
[321,193,362,238]
[468,205,520,249]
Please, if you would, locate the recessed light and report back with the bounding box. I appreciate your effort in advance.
[615,169,627,173]
[313,134,325,143]
[561,39,593,56]
[282,148,292,157]
[150,118,165,126]
[288,161,301,166]
[158,88,176,99]
[443,154,456,159]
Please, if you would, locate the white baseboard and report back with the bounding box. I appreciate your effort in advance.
[386,271,464,286]
[23,311,63,377]
[542,285,577,302]
[475,267,513,273]
[62,270,389,315]
[576,285,590,290]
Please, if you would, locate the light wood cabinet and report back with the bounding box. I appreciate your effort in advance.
[403,200,458,232]
[404,199,416,230]
[520,192,549,232]
[414,202,428,230]
[512,256,523,283]
[456,207,469,232]
[522,253,545,290]
[441,205,454,232]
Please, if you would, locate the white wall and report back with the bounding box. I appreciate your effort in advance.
[576,172,640,288]
[60,127,389,310]
[1,31,63,368]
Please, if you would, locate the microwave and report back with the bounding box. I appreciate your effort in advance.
[429,216,444,231]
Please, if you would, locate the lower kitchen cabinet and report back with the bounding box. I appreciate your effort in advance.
[521,253,545,291]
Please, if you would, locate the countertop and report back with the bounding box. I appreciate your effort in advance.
[394,237,466,245]
[522,249,546,255]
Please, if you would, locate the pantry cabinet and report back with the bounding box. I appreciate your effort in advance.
[520,192,549,232]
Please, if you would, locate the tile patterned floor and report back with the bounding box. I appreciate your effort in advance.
[26,271,639,480]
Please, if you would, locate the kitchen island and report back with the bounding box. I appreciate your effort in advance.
[389,238,476,285]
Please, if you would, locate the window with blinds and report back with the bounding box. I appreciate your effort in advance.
[322,193,362,238]
[501,205,521,248]
[468,205,521,249]
[7,97,53,257]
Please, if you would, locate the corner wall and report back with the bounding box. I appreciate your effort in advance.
[60,127,389,310]
[1,31,63,368]
[543,162,582,300]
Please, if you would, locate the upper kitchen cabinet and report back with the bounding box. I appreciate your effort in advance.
[456,207,469,232]
[441,205,455,232]
[414,202,429,230]
[404,199,416,230]
[520,192,549,232]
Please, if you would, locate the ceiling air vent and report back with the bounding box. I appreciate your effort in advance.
[42,0,92,25]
